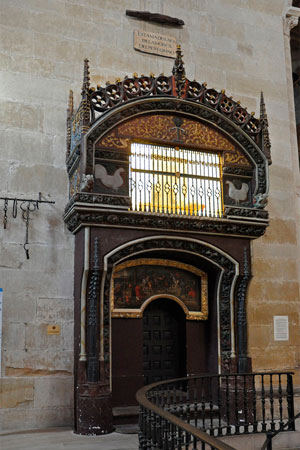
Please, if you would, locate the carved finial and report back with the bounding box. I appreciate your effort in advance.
[172,44,186,98]
[172,45,185,78]
[66,90,73,162]
[260,91,266,119]
[260,91,271,163]
[243,248,249,276]
[80,59,91,134]
[93,237,99,270]
[68,90,73,117]
[81,59,90,97]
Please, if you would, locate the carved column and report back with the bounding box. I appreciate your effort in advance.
[236,248,252,373]
[75,236,113,435]
[87,237,100,382]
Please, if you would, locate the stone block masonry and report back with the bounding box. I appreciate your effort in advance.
[0,0,299,430]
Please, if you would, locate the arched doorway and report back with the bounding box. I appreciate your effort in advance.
[143,298,186,385]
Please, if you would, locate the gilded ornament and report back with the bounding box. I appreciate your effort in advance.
[224,150,251,166]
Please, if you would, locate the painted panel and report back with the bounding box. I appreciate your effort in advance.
[110,258,208,321]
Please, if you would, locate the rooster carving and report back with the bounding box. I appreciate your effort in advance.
[95,164,125,192]
[226,180,249,204]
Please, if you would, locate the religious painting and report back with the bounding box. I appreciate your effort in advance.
[111,259,208,320]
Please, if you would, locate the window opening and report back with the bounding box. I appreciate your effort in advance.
[129,143,223,218]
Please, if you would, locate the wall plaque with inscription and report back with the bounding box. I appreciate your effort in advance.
[47,324,61,335]
[134,30,176,58]
[274,316,289,341]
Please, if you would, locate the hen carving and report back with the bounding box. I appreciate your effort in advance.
[226,180,249,204]
[95,165,125,191]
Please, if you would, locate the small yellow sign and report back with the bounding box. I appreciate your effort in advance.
[47,325,61,335]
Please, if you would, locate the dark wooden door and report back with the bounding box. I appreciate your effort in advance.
[143,299,186,385]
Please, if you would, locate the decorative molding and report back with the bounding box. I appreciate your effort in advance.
[64,207,268,238]
[95,149,130,162]
[224,207,268,220]
[223,167,253,177]
[284,7,300,36]
[98,114,236,151]
[87,64,262,148]
[65,193,131,213]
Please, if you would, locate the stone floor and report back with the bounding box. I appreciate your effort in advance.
[1,426,300,450]
[0,427,139,450]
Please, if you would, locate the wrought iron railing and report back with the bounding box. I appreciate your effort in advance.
[261,411,300,450]
[136,372,295,449]
[137,383,235,450]
[129,143,223,218]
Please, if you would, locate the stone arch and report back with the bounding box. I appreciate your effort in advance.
[140,294,190,316]
[101,236,240,385]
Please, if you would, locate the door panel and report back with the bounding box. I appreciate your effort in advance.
[143,299,186,385]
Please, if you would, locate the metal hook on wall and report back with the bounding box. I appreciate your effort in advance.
[12,198,18,218]
[3,198,8,229]
[1,193,55,260]
[20,201,38,260]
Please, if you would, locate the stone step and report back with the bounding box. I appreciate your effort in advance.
[112,406,139,426]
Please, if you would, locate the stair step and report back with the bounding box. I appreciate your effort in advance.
[114,424,139,434]
[113,406,139,426]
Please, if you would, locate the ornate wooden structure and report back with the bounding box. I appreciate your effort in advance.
[64,46,271,434]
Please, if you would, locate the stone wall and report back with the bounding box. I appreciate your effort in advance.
[0,0,299,430]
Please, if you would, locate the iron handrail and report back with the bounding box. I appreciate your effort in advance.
[261,411,300,450]
[136,372,295,449]
[136,379,236,450]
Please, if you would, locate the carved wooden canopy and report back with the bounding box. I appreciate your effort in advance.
[64,46,271,238]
